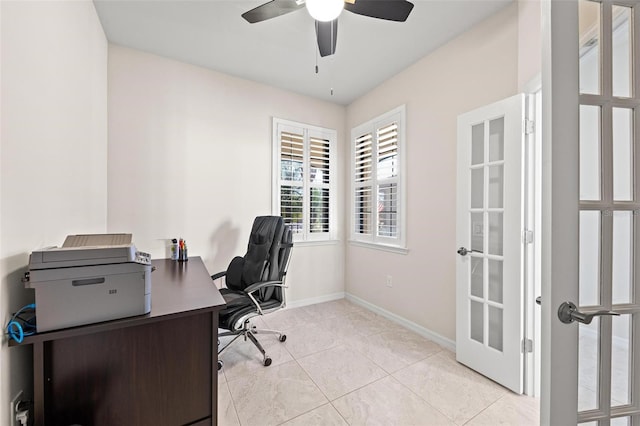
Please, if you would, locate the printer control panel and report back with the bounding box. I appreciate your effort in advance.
[135,251,151,265]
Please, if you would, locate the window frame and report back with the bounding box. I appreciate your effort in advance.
[350,105,407,251]
[272,117,337,244]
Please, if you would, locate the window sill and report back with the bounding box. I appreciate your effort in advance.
[293,239,340,247]
[348,240,408,255]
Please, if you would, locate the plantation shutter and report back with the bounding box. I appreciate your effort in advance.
[309,134,331,233]
[376,122,399,238]
[280,130,304,234]
[350,105,405,248]
[354,132,373,235]
[274,118,335,241]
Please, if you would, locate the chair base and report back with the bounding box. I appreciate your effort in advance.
[218,319,286,370]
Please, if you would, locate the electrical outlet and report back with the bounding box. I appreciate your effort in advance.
[386,275,393,288]
[9,390,23,426]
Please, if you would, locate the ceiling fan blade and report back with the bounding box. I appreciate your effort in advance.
[344,0,414,22]
[242,0,305,24]
[315,19,338,57]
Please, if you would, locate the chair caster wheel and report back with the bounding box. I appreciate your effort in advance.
[217,360,224,371]
[279,334,287,342]
[263,357,272,367]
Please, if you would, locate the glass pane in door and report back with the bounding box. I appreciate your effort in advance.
[579,210,601,307]
[488,165,504,208]
[471,168,484,208]
[612,6,632,98]
[471,257,484,298]
[472,123,484,165]
[470,300,484,343]
[580,105,602,201]
[489,117,504,161]
[579,0,601,95]
[488,259,503,303]
[488,212,503,256]
[611,314,631,406]
[578,318,600,411]
[611,417,631,426]
[471,212,484,252]
[612,211,632,304]
[488,306,503,351]
[612,108,633,201]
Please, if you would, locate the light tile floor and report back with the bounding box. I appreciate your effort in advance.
[218,299,539,426]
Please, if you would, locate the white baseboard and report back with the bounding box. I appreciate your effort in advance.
[286,292,345,309]
[345,293,456,352]
[282,291,456,353]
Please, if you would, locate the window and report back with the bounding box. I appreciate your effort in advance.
[350,105,406,250]
[273,118,336,242]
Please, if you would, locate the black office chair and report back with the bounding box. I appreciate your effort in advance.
[212,216,293,370]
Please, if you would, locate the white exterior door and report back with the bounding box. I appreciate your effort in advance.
[543,1,640,424]
[456,94,526,394]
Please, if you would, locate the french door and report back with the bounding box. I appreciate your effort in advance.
[543,1,640,424]
[456,94,526,394]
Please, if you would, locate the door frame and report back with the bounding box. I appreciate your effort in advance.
[520,81,543,398]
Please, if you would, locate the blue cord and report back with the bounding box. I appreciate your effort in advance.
[6,303,36,343]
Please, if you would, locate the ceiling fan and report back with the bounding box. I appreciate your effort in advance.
[241,0,415,57]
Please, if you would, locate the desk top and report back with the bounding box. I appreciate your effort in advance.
[11,256,226,345]
[149,257,226,317]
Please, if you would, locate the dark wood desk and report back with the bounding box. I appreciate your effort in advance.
[11,257,225,426]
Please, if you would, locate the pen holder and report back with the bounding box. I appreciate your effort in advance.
[178,246,188,262]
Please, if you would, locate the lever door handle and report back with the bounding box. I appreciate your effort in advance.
[558,301,620,324]
[457,247,483,256]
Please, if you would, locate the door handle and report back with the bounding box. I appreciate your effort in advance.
[557,301,620,325]
[457,247,483,256]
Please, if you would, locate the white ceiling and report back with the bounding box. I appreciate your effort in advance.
[93,0,513,105]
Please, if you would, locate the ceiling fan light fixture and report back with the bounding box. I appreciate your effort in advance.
[306,0,344,22]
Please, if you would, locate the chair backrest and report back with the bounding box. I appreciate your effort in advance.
[264,222,293,302]
[226,216,292,303]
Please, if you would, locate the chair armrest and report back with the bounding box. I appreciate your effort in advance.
[244,280,287,315]
[244,280,286,295]
[211,271,227,281]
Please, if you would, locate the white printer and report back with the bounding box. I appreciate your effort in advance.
[24,234,152,332]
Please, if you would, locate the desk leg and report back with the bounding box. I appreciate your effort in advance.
[33,341,45,426]
[212,312,219,426]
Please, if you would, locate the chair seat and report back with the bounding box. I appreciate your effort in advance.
[219,290,282,330]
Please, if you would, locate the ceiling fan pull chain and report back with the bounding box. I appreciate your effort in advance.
[315,24,319,74]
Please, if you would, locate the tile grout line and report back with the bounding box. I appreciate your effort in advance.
[388,352,458,424]
[283,350,335,422]
[459,392,508,426]
[222,379,243,426]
